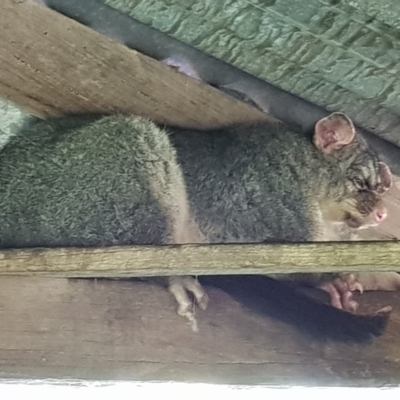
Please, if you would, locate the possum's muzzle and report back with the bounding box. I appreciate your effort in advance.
[344,193,387,229]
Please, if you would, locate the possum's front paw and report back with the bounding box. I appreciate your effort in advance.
[168,276,209,332]
[319,274,363,312]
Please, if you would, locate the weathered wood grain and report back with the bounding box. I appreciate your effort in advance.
[0,0,268,127]
[0,276,399,385]
[0,241,399,278]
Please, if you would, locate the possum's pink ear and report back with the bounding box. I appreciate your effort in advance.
[314,113,356,154]
[376,162,392,194]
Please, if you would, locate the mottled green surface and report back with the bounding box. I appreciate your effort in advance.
[343,0,400,30]
[104,0,400,145]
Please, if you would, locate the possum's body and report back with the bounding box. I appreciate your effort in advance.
[0,116,203,248]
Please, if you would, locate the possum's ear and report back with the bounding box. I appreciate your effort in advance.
[376,162,392,194]
[314,113,356,154]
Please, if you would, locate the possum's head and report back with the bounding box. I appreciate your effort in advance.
[313,113,392,230]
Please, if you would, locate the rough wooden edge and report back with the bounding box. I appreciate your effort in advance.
[0,241,399,277]
[0,0,268,128]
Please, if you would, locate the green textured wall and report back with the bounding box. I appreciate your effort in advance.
[344,0,400,30]
[104,0,400,145]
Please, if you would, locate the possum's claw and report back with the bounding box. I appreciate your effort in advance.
[344,274,364,294]
[168,276,209,332]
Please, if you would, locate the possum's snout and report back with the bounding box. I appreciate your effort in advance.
[373,203,387,224]
[346,200,388,229]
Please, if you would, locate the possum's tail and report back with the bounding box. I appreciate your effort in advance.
[200,275,390,343]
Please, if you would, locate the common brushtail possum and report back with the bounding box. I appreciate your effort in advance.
[0,113,392,341]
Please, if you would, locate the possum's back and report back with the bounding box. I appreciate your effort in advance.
[0,116,176,248]
[169,123,317,243]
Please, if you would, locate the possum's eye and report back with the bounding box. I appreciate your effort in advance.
[352,177,366,190]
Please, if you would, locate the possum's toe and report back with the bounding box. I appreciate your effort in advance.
[341,273,364,294]
[319,282,343,309]
[341,290,359,312]
[319,274,364,311]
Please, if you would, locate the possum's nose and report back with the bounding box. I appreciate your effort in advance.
[375,206,387,223]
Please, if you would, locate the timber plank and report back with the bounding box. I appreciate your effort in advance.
[0,276,399,385]
[0,242,400,278]
[0,0,267,127]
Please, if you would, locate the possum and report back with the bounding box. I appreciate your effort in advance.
[0,112,392,341]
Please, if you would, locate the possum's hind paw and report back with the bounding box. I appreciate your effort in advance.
[319,274,363,312]
[168,276,209,332]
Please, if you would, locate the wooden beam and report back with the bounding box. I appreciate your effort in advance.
[0,242,399,278]
[0,0,268,128]
[0,276,399,385]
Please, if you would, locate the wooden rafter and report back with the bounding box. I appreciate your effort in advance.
[0,0,268,128]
